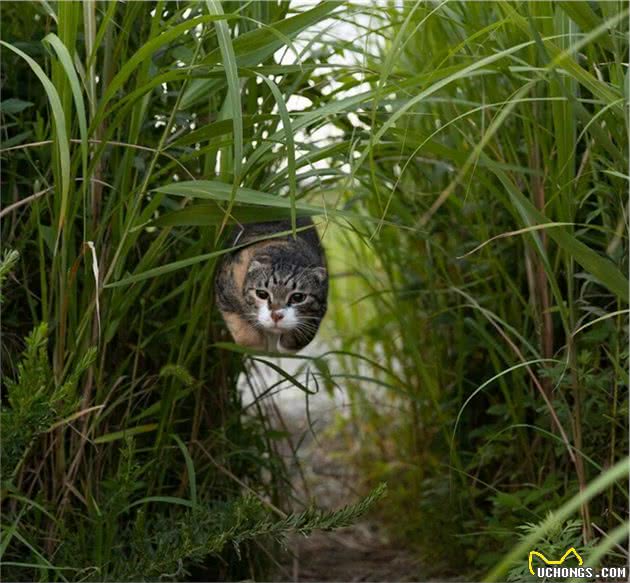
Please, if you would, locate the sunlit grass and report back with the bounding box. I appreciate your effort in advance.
[1,0,627,581]
[325,0,629,577]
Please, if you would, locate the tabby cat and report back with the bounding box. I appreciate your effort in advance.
[214,217,328,352]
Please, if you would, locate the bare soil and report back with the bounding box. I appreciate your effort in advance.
[264,390,426,582]
[273,525,424,582]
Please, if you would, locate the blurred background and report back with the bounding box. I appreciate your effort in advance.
[1,1,628,581]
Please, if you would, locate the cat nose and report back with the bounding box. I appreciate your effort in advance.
[271,311,284,323]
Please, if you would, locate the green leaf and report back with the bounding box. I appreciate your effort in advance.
[500,3,626,115]
[253,71,298,234]
[206,0,242,183]
[491,166,628,302]
[181,2,338,108]
[485,458,630,582]
[123,496,195,512]
[154,203,317,228]
[154,180,343,216]
[93,14,231,125]
[172,434,197,507]
[0,98,34,114]
[94,424,158,444]
[42,33,89,183]
[152,181,415,234]
[0,41,70,238]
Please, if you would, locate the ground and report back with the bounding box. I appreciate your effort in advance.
[275,526,423,582]
[243,356,425,582]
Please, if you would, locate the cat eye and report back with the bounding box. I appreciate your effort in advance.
[289,293,306,304]
[255,289,269,300]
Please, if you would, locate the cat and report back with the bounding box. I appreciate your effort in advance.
[214,217,328,352]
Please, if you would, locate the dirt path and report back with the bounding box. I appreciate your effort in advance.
[275,526,423,582]
[250,367,425,582]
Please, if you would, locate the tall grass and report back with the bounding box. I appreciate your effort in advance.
[0,2,382,580]
[324,0,628,577]
[1,0,628,580]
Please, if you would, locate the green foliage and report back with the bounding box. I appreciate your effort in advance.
[0,249,19,303]
[2,0,627,580]
[106,483,386,581]
[1,323,94,481]
[322,0,629,577]
[0,1,378,580]
[506,518,592,582]
[36,436,384,582]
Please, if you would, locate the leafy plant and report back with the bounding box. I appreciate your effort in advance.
[1,0,627,580]
[1,322,95,482]
[321,0,629,577]
[506,518,592,582]
[0,1,381,580]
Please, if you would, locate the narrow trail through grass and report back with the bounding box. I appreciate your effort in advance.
[242,350,426,581]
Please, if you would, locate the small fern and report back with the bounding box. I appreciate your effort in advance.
[506,516,597,582]
[109,484,387,581]
[1,323,96,483]
[0,248,19,303]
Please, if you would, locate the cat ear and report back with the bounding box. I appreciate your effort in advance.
[311,266,327,281]
[248,255,271,271]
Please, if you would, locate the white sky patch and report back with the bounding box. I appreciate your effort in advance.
[285,95,312,111]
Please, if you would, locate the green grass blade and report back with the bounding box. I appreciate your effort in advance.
[491,166,628,302]
[251,358,316,394]
[93,424,158,444]
[253,71,297,235]
[181,2,338,108]
[93,14,230,126]
[0,41,70,238]
[568,521,630,582]
[42,33,89,182]
[124,496,195,512]
[207,0,243,236]
[154,180,414,227]
[172,434,197,508]
[485,457,630,582]
[153,203,317,228]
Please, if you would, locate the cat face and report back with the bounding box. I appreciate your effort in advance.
[243,256,327,339]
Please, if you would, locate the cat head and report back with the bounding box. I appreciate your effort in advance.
[243,255,328,337]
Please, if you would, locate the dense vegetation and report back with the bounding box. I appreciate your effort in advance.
[0,2,383,580]
[1,1,628,581]
[327,2,629,578]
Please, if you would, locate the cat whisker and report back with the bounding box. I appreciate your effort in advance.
[297,318,322,323]
[297,327,317,338]
[296,324,316,339]
[292,327,310,344]
[245,314,264,330]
